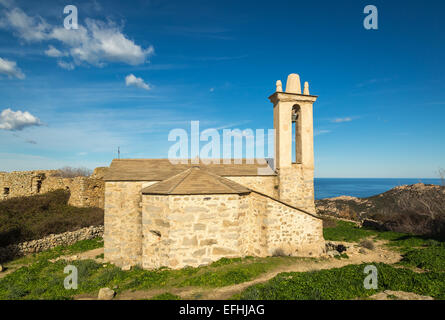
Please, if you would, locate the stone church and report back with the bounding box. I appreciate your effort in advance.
[103,74,325,270]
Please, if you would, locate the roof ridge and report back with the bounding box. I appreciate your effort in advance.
[112,158,269,162]
[250,190,321,220]
[142,168,192,194]
[165,168,193,194]
[168,168,193,194]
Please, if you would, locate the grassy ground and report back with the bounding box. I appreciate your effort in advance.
[150,292,182,300]
[236,263,445,300]
[0,240,307,300]
[400,245,445,272]
[0,190,103,247]
[324,220,442,250]
[4,237,104,268]
[233,221,445,300]
[1,219,444,300]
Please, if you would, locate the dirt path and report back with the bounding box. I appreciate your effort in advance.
[116,240,402,300]
[0,265,24,279]
[0,248,105,280]
[49,247,104,263]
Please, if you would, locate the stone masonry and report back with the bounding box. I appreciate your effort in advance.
[0,168,106,208]
[0,226,104,263]
[105,183,323,269]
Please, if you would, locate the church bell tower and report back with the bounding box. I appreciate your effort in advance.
[268,74,318,212]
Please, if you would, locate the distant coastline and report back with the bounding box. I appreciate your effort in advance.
[315,178,443,200]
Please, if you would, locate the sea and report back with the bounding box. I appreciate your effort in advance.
[314,178,443,200]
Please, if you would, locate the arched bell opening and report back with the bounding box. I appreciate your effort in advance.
[292,104,302,164]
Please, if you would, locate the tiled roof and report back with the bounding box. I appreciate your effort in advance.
[141,167,251,195]
[104,158,275,181]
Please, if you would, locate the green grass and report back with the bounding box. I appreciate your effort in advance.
[2,218,444,300]
[334,253,349,260]
[400,246,445,272]
[323,221,376,242]
[0,255,302,300]
[324,220,443,251]
[236,263,445,300]
[5,237,104,267]
[150,292,181,300]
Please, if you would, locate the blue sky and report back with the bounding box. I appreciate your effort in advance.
[0,0,444,178]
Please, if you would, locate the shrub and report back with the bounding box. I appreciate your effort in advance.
[0,190,103,247]
[53,167,92,178]
[272,248,286,257]
[360,239,375,250]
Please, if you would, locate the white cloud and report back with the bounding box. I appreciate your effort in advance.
[0,57,25,79]
[0,0,14,8]
[0,6,154,67]
[332,117,353,123]
[0,7,49,42]
[314,129,331,136]
[57,60,75,70]
[125,74,151,91]
[44,45,65,57]
[0,108,42,130]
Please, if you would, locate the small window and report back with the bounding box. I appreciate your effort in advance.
[36,180,42,193]
[3,187,10,195]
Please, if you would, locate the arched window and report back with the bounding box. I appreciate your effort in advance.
[292,104,302,164]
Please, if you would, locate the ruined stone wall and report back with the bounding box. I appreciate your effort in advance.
[0,170,55,200]
[0,225,104,263]
[103,181,156,267]
[0,170,105,209]
[277,164,315,214]
[226,176,278,198]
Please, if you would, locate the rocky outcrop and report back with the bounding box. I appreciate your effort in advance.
[316,183,445,237]
[0,225,104,262]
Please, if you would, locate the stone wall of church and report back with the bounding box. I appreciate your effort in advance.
[131,191,323,270]
[141,194,247,269]
[104,171,322,270]
[249,192,324,257]
[226,176,278,198]
[277,164,315,214]
[103,181,156,267]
